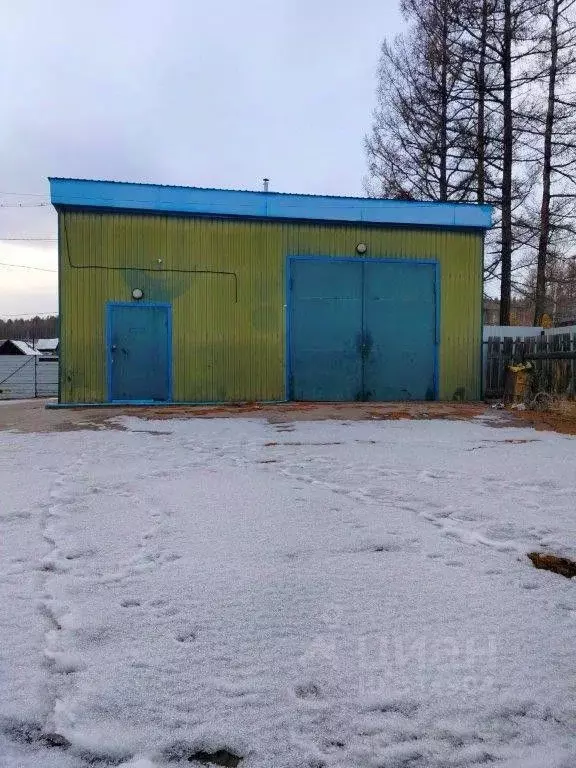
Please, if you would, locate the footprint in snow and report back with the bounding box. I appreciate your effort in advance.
[294,682,322,700]
[326,739,346,750]
[343,539,402,555]
[372,543,401,553]
[4,511,32,522]
[120,598,141,608]
[39,558,69,573]
[364,695,420,718]
[162,552,182,563]
[64,547,94,561]
[520,580,540,590]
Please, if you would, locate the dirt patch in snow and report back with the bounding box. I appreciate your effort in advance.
[163,743,243,766]
[528,552,576,579]
[5,398,576,436]
[187,749,243,767]
[507,406,576,436]
[136,401,489,424]
[0,400,492,433]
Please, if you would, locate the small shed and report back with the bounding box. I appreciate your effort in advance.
[36,338,59,357]
[0,340,40,356]
[50,178,492,405]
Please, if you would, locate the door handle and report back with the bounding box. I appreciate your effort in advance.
[363,332,373,359]
[357,333,373,359]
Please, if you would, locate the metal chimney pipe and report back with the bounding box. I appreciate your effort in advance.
[263,178,270,193]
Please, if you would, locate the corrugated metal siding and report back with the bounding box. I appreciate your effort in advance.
[59,211,483,403]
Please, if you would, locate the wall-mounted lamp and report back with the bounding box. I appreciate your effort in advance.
[356,243,368,254]
[132,288,144,300]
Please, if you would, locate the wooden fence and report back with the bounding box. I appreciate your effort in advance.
[483,333,576,399]
[0,358,58,400]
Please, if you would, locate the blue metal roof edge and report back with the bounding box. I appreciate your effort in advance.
[49,178,493,230]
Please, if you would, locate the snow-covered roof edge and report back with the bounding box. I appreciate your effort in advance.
[36,338,59,351]
[6,340,40,355]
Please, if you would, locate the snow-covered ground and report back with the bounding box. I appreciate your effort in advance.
[0,415,575,768]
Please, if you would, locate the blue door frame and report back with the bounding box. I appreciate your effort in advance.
[106,302,173,404]
[286,256,440,401]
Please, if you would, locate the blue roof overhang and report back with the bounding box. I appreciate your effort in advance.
[49,178,493,231]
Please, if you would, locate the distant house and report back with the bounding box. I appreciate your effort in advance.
[483,298,500,325]
[35,338,59,357]
[0,340,40,356]
[483,297,535,326]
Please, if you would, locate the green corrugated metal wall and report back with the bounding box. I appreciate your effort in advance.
[58,210,483,403]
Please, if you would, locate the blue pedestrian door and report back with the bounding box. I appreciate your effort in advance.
[107,303,171,402]
[289,259,437,401]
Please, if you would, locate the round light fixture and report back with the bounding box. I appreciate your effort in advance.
[132,288,144,300]
[356,243,368,254]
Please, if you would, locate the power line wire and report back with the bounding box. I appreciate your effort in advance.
[0,191,49,197]
[0,202,50,208]
[0,262,57,273]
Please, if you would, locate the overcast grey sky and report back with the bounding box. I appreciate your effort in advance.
[0,0,402,318]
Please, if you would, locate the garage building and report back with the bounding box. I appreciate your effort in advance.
[49,178,492,405]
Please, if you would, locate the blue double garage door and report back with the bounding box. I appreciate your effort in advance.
[288,258,438,402]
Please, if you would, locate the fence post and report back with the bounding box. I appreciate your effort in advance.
[573,334,576,396]
[34,355,38,399]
